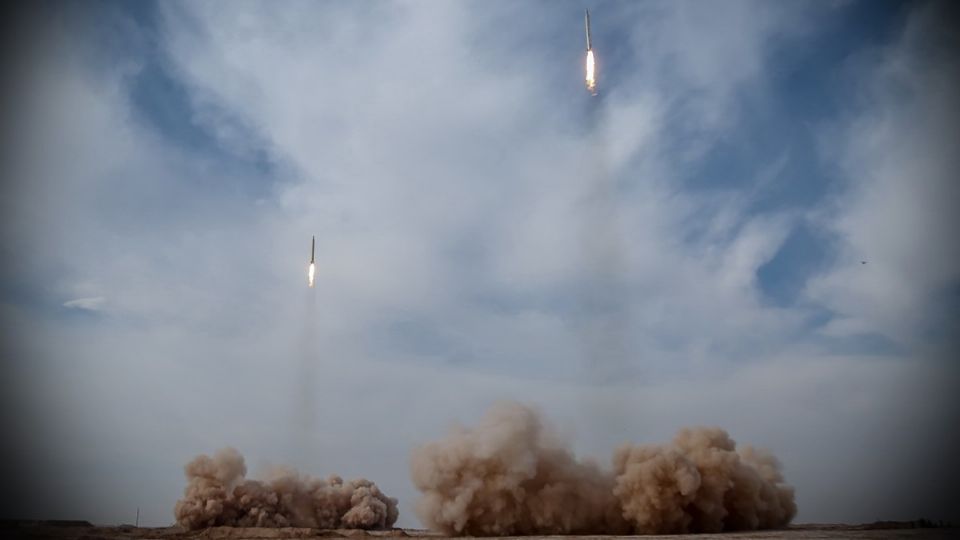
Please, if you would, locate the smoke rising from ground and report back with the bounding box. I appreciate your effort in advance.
[174,448,398,530]
[411,402,627,535]
[411,402,795,535]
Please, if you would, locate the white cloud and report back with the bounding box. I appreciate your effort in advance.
[153,1,818,374]
[806,1,960,346]
[62,296,106,311]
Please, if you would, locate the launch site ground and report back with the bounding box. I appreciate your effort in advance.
[4,522,957,540]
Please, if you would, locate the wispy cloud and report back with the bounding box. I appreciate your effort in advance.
[806,0,960,347]
[62,296,106,311]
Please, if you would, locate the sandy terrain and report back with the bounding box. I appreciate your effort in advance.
[2,521,956,540]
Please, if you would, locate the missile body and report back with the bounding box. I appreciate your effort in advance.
[584,9,597,95]
[585,9,592,51]
[307,235,316,287]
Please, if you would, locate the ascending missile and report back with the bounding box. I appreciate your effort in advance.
[307,236,316,288]
[584,9,597,95]
[585,9,592,51]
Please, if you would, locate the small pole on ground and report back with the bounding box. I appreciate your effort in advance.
[136,507,140,528]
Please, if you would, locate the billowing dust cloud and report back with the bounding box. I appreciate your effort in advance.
[174,448,399,530]
[411,401,795,535]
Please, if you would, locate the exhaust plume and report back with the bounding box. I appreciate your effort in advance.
[585,50,597,95]
[410,401,795,535]
[174,448,399,530]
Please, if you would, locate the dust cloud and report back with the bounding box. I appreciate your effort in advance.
[410,401,795,535]
[174,448,398,530]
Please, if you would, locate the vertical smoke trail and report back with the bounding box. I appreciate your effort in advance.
[577,120,629,385]
[292,287,320,466]
[575,102,635,450]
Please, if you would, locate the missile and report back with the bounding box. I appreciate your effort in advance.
[585,9,592,51]
[307,235,316,287]
[584,9,597,95]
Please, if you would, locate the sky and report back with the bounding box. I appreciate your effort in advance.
[1,0,958,528]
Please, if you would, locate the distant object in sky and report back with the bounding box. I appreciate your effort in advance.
[308,235,316,288]
[585,9,597,96]
[861,261,867,265]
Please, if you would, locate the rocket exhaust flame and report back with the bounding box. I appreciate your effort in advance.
[586,49,597,95]
[307,235,316,287]
[584,9,597,95]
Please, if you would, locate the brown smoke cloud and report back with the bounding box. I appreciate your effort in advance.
[410,401,795,535]
[174,448,399,530]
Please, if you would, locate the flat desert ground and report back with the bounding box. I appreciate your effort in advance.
[3,522,957,540]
